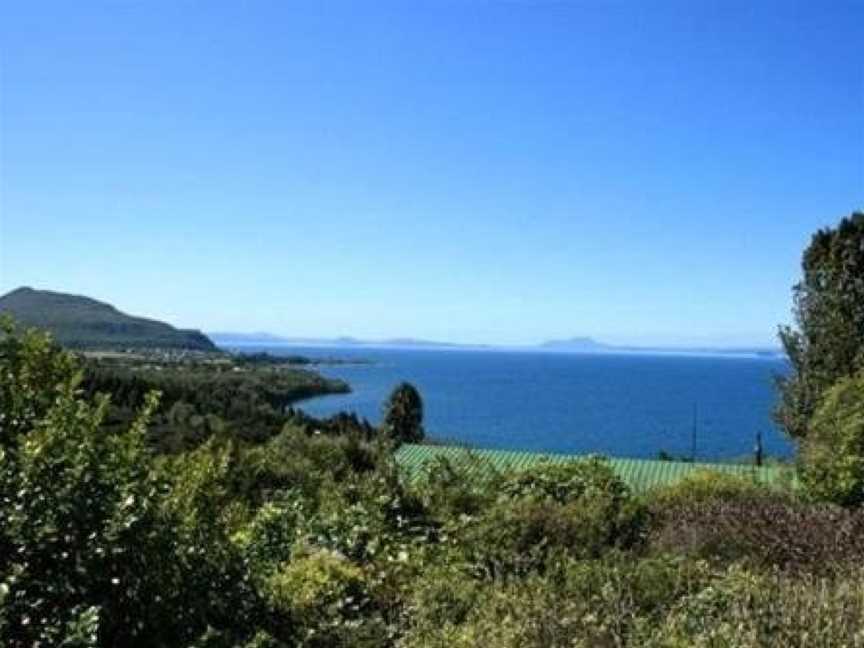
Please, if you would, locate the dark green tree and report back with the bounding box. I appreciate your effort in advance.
[777,212,864,439]
[382,382,425,444]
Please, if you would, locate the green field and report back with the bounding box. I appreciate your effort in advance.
[395,443,795,492]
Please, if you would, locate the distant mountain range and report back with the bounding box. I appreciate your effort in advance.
[0,287,781,357]
[210,332,783,357]
[0,287,216,351]
[210,332,491,350]
[542,338,783,357]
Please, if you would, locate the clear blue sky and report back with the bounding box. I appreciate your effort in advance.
[1,1,862,346]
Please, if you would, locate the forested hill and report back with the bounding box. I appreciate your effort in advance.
[0,287,217,351]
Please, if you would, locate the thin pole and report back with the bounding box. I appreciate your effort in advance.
[691,403,698,462]
[755,430,763,467]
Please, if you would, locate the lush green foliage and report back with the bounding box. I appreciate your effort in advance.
[801,371,864,505]
[777,211,864,439]
[0,317,79,445]
[771,212,864,507]
[400,559,864,648]
[5,320,864,646]
[0,327,194,646]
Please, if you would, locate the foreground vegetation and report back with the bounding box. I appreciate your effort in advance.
[2,212,863,646]
[2,319,864,647]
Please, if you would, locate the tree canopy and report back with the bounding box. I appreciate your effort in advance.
[382,382,425,444]
[777,211,864,439]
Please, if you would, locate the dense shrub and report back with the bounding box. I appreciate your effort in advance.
[235,498,307,577]
[643,566,864,647]
[499,456,630,504]
[457,495,646,579]
[0,325,261,646]
[263,549,383,647]
[242,428,358,504]
[801,372,864,505]
[403,559,864,648]
[303,466,432,565]
[648,469,781,507]
[445,458,647,579]
[402,564,483,632]
[400,556,715,648]
[650,490,864,572]
[415,453,503,517]
[0,318,78,445]
[0,383,191,646]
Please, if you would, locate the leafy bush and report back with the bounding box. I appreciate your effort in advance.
[0,382,190,646]
[241,426,383,506]
[449,459,647,579]
[263,549,381,647]
[649,469,778,507]
[403,558,864,648]
[644,565,864,647]
[457,495,646,579]
[801,372,864,505]
[302,466,431,565]
[0,323,260,646]
[400,556,714,648]
[402,564,483,632]
[415,453,503,517]
[499,456,630,504]
[0,318,78,445]
[156,438,265,639]
[236,498,307,577]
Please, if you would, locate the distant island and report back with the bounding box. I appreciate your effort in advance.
[540,337,610,352]
[0,287,218,351]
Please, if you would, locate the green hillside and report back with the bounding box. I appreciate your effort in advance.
[0,286,217,351]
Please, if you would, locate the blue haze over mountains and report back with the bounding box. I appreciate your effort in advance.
[209,332,783,357]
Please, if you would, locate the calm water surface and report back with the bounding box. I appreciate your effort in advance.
[236,345,793,461]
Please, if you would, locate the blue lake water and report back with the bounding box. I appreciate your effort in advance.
[236,345,793,461]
